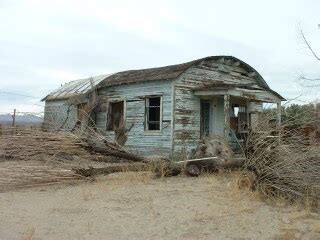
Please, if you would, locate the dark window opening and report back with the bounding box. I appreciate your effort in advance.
[146,97,161,131]
[107,101,124,131]
[230,104,248,133]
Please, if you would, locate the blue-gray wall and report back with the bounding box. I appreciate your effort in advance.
[44,99,78,131]
[96,80,173,158]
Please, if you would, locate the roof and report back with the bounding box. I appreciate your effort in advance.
[97,60,196,88]
[97,56,270,88]
[43,56,285,101]
[42,74,111,101]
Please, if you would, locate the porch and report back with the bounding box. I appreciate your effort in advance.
[194,86,282,152]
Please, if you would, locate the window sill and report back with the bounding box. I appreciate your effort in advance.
[144,131,162,136]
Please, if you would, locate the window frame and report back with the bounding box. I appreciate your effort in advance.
[145,96,162,132]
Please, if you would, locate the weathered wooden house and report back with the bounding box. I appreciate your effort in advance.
[42,56,285,160]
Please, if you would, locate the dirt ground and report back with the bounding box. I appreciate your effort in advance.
[0,172,319,240]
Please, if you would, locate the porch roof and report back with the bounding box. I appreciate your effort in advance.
[194,87,285,103]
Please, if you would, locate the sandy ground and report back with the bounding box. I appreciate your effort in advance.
[0,172,319,240]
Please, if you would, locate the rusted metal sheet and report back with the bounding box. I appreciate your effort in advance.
[42,74,110,101]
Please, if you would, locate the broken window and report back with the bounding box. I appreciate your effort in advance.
[107,101,124,131]
[145,97,161,131]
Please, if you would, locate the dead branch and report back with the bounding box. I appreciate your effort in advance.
[73,164,147,177]
[240,105,320,205]
[300,29,320,61]
[88,146,146,162]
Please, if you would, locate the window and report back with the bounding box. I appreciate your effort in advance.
[107,101,124,130]
[145,97,161,131]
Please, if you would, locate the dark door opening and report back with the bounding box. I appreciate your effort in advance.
[200,100,211,137]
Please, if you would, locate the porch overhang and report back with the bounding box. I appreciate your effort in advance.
[194,88,283,103]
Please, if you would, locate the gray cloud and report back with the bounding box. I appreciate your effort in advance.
[0,0,319,112]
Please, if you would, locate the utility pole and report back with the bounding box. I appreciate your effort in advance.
[12,109,16,127]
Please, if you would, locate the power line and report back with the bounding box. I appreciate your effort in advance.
[0,90,40,99]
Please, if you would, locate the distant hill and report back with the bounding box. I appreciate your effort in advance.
[0,114,43,125]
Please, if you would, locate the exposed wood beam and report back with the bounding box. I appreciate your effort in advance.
[194,89,281,103]
[224,95,230,140]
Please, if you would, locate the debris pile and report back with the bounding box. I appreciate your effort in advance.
[0,126,135,191]
[191,136,234,159]
[184,136,243,176]
[0,162,83,191]
[239,113,320,208]
[0,127,92,162]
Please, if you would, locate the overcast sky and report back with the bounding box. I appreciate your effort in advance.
[0,0,319,114]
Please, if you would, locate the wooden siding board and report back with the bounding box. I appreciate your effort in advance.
[171,58,261,159]
[44,99,78,131]
[96,80,173,158]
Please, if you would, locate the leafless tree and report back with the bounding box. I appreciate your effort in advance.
[299,27,320,87]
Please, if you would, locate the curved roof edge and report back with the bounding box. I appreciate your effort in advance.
[97,55,285,100]
[41,74,112,101]
[43,56,285,102]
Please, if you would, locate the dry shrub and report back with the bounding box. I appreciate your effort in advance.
[242,104,320,207]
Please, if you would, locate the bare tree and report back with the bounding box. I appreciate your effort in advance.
[299,27,320,87]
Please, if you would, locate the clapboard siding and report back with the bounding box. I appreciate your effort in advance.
[96,80,173,157]
[44,99,78,131]
[172,85,200,159]
[171,58,258,159]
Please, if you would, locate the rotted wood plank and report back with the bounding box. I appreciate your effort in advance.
[224,95,230,140]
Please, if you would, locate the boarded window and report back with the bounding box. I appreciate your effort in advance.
[145,97,161,130]
[107,101,124,131]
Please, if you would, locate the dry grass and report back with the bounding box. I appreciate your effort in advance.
[0,171,319,239]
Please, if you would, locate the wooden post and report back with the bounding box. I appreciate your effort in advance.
[12,109,16,127]
[224,95,230,140]
[0,124,2,136]
[11,109,16,135]
[276,102,281,126]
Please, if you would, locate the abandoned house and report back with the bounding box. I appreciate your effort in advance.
[42,56,285,160]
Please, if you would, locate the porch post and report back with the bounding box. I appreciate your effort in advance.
[246,99,250,128]
[224,95,230,140]
[277,101,281,126]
